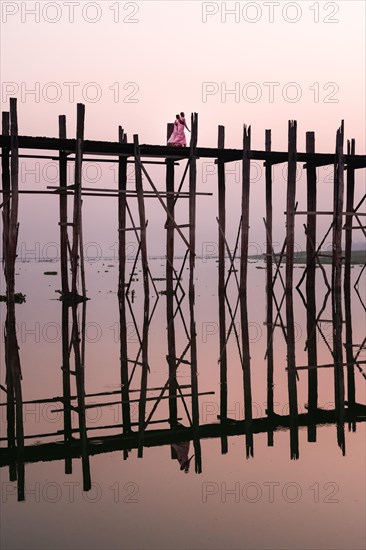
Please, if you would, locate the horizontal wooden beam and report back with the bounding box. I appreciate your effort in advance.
[0,135,365,168]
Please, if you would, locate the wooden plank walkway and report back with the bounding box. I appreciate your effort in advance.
[1,135,366,167]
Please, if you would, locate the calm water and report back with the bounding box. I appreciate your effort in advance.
[1,257,365,550]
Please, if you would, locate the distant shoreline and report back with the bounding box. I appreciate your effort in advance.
[2,250,365,264]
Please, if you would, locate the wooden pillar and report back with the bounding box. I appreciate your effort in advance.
[118,127,132,435]
[305,132,318,442]
[332,121,345,293]
[189,114,199,427]
[344,139,356,410]
[240,124,253,457]
[189,113,201,472]
[166,123,178,428]
[71,103,85,297]
[265,129,274,447]
[240,125,251,289]
[10,99,25,498]
[285,120,299,459]
[8,99,19,300]
[2,112,16,479]
[2,112,10,287]
[134,134,149,456]
[2,99,25,499]
[344,139,355,290]
[189,114,198,302]
[217,126,228,453]
[59,115,69,295]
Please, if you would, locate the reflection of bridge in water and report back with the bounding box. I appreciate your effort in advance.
[1,99,365,500]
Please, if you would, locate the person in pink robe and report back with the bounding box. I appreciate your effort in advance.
[176,112,190,146]
[167,112,191,147]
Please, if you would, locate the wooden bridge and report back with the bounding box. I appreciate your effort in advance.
[1,98,365,500]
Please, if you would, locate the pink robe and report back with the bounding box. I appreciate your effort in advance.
[167,120,179,145]
[175,118,187,146]
[167,117,188,146]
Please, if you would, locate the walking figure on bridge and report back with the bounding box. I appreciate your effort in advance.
[167,112,190,147]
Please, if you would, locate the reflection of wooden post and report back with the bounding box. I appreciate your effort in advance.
[61,301,72,474]
[305,132,318,442]
[240,125,253,457]
[344,285,355,414]
[333,284,345,453]
[134,135,149,456]
[286,121,299,459]
[72,302,91,490]
[344,140,355,411]
[265,129,274,447]
[217,125,228,454]
[166,123,178,428]
[118,127,131,435]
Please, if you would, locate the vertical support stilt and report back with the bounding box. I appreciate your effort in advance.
[59,115,69,296]
[166,123,178,428]
[134,135,149,456]
[344,139,356,411]
[189,113,201,472]
[344,139,355,290]
[265,129,274,447]
[240,124,253,457]
[305,131,318,442]
[118,127,131,437]
[4,99,25,499]
[2,111,16,482]
[217,125,228,454]
[1,112,10,285]
[332,121,345,294]
[11,98,25,498]
[71,103,85,297]
[286,120,299,459]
